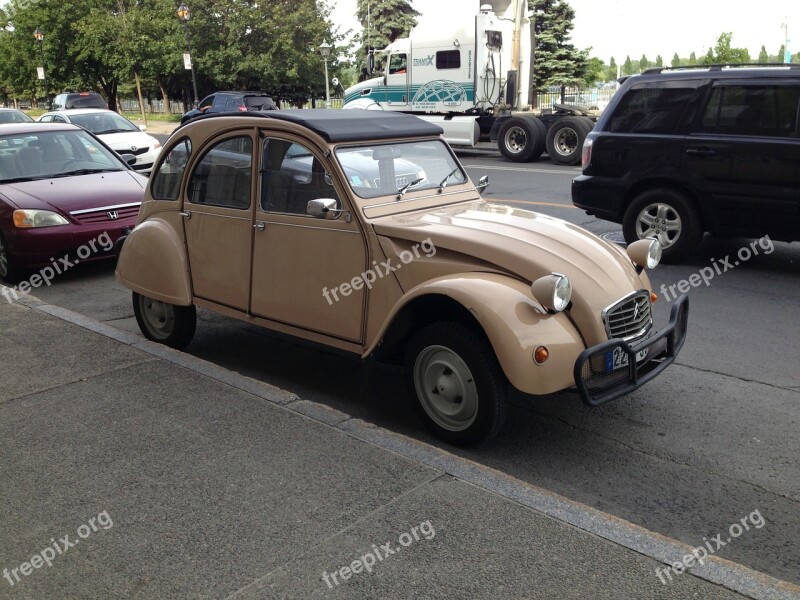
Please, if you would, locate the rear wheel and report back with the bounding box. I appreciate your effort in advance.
[622,188,703,263]
[545,116,593,165]
[133,292,196,349]
[404,322,508,446]
[498,117,546,162]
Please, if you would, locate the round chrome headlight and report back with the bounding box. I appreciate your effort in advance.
[531,273,572,313]
[627,238,661,269]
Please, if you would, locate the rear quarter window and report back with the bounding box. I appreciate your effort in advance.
[606,85,696,134]
[151,138,192,200]
[699,84,800,137]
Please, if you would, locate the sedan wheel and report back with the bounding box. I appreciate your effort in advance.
[0,231,18,284]
[405,322,508,446]
[132,292,197,349]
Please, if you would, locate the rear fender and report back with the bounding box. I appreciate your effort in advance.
[115,218,192,305]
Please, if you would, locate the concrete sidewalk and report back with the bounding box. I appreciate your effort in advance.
[1,294,798,600]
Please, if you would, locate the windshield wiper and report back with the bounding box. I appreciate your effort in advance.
[51,168,122,178]
[94,129,129,135]
[0,176,47,183]
[395,177,424,200]
[438,168,460,192]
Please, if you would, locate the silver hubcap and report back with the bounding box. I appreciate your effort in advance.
[413,345,479,432]
[635,202,682,248]
[139,297,175,340]
[553,127,578,156]
[503,126,527,154]
[0,235,8,278]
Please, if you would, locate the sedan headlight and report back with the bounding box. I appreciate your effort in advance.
[532,272,572,313]
[13,209,69,228]
[627,238,661,269]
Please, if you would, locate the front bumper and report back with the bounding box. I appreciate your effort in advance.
[573,294,689,406]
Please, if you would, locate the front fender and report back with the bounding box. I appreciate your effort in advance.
[115,218,192,305]
[366,273,586,396]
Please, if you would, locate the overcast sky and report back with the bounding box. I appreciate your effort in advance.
[330,0,797,62]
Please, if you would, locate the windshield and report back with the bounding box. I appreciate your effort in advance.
[335,139,465,199]
[69,112,139,134]
[0,129,125,183]
[0,111,33,124]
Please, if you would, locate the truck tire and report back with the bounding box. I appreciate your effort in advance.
[498,117,546,162]
[622,188,703,263]
[545,116,593,165]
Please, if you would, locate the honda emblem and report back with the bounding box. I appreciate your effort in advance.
[107,210,119,220]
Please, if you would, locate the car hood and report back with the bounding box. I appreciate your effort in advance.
[0,171,146,214]
[99,131,158,150]
[372,201,650,345]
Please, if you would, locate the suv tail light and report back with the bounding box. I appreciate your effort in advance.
[581,136,593,171]
[237,105,248,112]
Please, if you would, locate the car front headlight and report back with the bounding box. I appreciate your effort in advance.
[13,209,69,228]
[532,272,572,313]
[627,238,661,269]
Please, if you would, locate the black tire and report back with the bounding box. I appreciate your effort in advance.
[622,188,703,263]
[545,116,593,165]
[133,292,197,349]
[0,230,20,284]
[498,117,546,162]
[404,322,508,446]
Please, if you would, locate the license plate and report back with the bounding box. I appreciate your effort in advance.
[605,346,649,372]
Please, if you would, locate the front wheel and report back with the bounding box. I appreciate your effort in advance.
[133,292,196,349]
[622,188,703,263]
[404,322,508,446]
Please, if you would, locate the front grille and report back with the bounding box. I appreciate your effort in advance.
[603,291,652,340]
[123,147,149,156]
[70,203,140,224]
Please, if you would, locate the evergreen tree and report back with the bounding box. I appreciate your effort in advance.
[622,55,633,75]
[355,0,419,78]
[758,45,769,63]
[689,52,697,65]
[529,0,588,98]
[671,52,680,67]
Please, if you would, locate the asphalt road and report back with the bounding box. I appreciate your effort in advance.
[21,147,800,586]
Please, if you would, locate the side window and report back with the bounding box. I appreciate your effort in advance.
[260,138,340,216]
[700,85,800,137]
[436,50,460,69]
[389,54,407,75]
[188,136,252,209]
[606,86,696,134]
[40,115,53,122]
[198,96,214,112]
[151,138,192,201]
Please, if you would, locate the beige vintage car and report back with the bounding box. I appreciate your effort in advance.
[116,110,688,446]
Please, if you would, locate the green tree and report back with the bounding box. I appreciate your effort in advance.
[689,51,697,65]
[671,52,681,67]
[604,56,618,81]
[622,55,633,75]
[758,45,769,63]
[701,32,750,64]
[355,0,419,77]
[529,0,588,101]
[583,56,605,86]
[655,54,663,67]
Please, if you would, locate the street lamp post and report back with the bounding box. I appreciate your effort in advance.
[318,41,332,108]
[177,4,199,107]
[33,27,49,109]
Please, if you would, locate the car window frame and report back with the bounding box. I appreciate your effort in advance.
[186,132,254,210]
[150,137,193,201]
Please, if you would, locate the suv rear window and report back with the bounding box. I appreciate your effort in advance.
[699,84,800,137]
[606,86,696,134]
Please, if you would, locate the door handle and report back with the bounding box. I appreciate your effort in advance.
[178,210,191,219]
[253,221,266,231]
[685,148,716,157]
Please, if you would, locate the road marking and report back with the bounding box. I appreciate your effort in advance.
[462,164,579,175]
[487,198,579,210]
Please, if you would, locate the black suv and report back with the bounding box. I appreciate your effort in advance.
[180,91,278,125]
[52,92,108,110]
[572,64,800,261]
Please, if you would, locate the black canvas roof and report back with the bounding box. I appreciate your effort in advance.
[212,109,444,142]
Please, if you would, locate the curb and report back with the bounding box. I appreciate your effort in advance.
[6,288,800,600]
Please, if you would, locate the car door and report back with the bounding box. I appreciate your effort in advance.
[250,135,367,342]
[182,131,255,310]
[386,52,409,107]
[682,80,800,236]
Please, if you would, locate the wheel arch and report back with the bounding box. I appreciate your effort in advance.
[115,218,193,305]
[365,274,584,396]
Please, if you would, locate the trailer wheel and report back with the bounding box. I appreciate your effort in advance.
[498,117,546,162]
[545,116,594,165]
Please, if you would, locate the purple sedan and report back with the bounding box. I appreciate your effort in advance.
[0,123,147,284]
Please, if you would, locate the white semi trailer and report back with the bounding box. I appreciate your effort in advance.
[342,1,596,165]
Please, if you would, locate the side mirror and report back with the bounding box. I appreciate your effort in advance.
[477,175,489,193]
[119,153,137,166]
[307,198,344,220]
